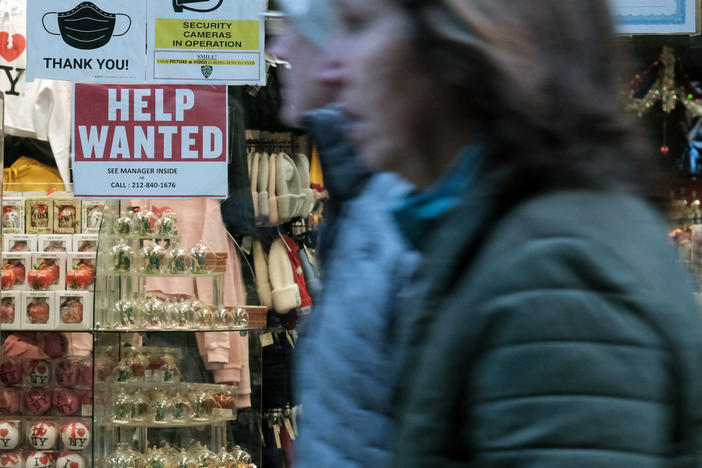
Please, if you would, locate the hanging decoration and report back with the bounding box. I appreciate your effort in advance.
[624,46,702,118]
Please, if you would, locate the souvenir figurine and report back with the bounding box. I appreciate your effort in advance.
[140,244,166,275]
[54,200,81,234]
[114,215,133,236]
[190,242,210,275]
[27,421,58,450]
[111,242,135,275]
[112,391,133,423]
[153,394,172,424]
[143,297,166,329]
[168,245,189,275]
[112,298,137,329]
[0,422,19,450]
[132,210,158,236]
[27,264,53,291]
[155,212,179,237]
[60,421,90,451]
[66,264,95,290]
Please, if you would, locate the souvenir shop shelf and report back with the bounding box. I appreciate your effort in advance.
[85,200,260,466]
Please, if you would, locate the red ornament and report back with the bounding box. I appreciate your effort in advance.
[660,145,670,155]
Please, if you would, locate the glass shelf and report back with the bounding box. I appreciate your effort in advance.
[96,418,235,429]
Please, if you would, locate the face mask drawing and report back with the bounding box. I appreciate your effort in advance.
[173,0,224,13]
[42,2,131,50]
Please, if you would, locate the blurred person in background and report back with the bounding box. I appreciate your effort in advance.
[268,2,419,467]
[329,0,702,466]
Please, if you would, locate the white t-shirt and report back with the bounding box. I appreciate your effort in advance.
[0,0,71,185]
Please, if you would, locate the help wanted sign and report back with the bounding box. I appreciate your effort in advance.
[72,84,228,198]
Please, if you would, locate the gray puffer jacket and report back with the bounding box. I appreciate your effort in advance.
[295,107,420,468]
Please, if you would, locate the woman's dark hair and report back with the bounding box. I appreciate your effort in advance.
[399,0,664,206]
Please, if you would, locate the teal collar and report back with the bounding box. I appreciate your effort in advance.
[391,144,484,253]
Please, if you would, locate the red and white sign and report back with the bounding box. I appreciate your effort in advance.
[73,83,228,198]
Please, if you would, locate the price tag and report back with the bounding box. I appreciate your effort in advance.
[241,236,253,256]
[273,424,282,449]
[214,408,234,418]
[284,418,296,440]
[291,408,299,436]
[285,331,295,349]
[260,332,274,348]
[152,370,165,382]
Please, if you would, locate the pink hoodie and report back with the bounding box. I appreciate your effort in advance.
[131,199,251,408]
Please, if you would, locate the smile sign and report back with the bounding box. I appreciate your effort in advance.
[27,0,146,82]
[73,84,229,198]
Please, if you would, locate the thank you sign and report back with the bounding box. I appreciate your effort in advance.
[26,0,147,82]
[72,84,228,198]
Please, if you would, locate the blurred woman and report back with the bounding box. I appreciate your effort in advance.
[331,0,702,466]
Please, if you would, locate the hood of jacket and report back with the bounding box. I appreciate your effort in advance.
[301,105,372,206]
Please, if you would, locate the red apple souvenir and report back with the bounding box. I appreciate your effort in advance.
[27,299,50,324]
[26,452,52,468]
[0,389,20,415]
[53,389,80,416]
[42,333,68,358]
[10,263,24,283]
[60,421,90,451]
[66,264,94,290]
[55,360,79,388]
[0,267,15,290]
[28,264,52,291]
[60,299,83,324]
[46,263,60,285]
[0,360,21,386]
[0,299,14,324]
[28,421,57,450]
[57,452,85,468]
[25,388,51,416]
[0,422,19,450]
[0,451,23,467]
[28,360,51,386]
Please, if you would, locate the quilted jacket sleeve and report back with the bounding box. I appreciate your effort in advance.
[393,230,702,468]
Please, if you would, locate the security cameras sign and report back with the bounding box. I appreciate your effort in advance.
[72,84,228,198]
[26,0,147,82]
[147,0,266,85]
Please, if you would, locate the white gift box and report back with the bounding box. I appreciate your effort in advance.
[55,290,92,330]
[72,234,99,253]
[81,201,106,234]
[37,234,72,253]
[3,234,38,253]
[0,291,21,330]
[2,198,25,234]
[2,253,31,291]
[21,291,56,330]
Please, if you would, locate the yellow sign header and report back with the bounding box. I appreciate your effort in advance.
[155,19,259,50]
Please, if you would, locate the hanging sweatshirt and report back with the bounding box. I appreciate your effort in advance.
[0,0,72,185]
[133,198,251,408]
